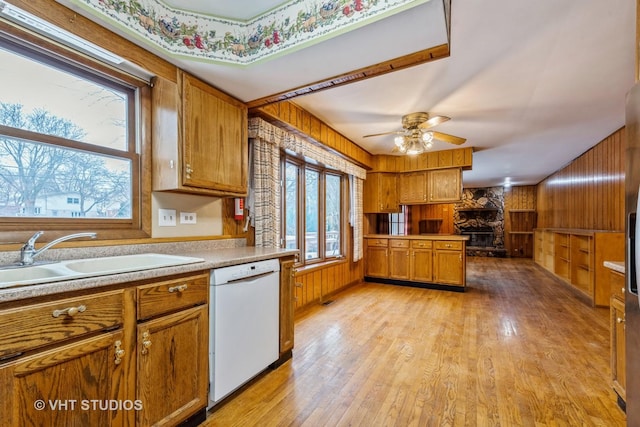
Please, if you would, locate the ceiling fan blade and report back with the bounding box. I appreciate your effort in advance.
[432,131,466,145]
[363,130,403,138]
[418,115,450,129]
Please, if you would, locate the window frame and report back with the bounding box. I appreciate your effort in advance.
[281,154,346,266]
[0,26,151,241]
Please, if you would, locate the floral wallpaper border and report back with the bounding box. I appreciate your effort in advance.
[56,0,429,65]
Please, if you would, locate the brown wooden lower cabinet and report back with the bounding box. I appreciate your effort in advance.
[136,305,208,426]
[365,236,467,289]
[609,269,626,405]
[279,257,296,359]
[0,271,210,427]
[534,229,624,306]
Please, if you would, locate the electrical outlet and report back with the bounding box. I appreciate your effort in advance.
[158,208,176,226]
[180,212,197,224]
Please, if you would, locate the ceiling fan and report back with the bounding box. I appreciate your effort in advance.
[363,112,466,155]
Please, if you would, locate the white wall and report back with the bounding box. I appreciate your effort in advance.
[151,192,223,238]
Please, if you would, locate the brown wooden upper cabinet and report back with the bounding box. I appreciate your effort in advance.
[399,171,428,204]
[363,172,400,213]
[152,71,248,197]
[428,168,462,203]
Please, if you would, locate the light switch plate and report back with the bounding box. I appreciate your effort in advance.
[158,208,176,226]
[180,212,197,224]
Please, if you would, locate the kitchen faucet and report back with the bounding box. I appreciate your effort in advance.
[20,231,97,265]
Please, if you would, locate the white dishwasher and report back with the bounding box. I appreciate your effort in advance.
[209,258,280,407]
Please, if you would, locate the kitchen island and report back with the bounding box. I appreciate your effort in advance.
[364,234,469,291]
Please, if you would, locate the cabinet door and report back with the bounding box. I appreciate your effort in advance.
[0,331,130,427]
[399,172,427,204]
[279,258,296,355]
[365,246,389,277]
[611,296,626,400]
[379,173,399,211]
[363,173,399,213]
[428,168,461,202]
[411,249,433,282]
[137,305,208,427]
[434,250,464,286]
[181,72,248,195]
[389,247,410,280]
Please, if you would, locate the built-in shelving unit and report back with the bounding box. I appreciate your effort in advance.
[534,228,624,306]
[508,209,536,258]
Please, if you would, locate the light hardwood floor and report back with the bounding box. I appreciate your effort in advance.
[203,258,626,426]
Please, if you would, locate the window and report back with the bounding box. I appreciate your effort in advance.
[389,206,407,235]
[282,156,344,264]
[0,36,138,226]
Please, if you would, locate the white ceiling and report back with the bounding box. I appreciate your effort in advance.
[63,0,637,188]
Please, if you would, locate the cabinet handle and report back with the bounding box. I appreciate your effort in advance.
[295,282,303,288]
[52,305,86,318]
[617,317,625,324]
[168,284,188,293]
[185,163,193,178]
[622,287,626,294]
[141,331,152,355]
[114,340,125,365]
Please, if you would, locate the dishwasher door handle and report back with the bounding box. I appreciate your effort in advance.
[224,270,276,284]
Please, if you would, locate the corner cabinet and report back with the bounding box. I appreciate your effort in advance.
[152,71,248,197]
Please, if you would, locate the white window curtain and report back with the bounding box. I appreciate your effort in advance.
[248,117,365,258]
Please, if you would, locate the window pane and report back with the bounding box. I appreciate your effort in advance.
[325,174,341,257]
[0,45,128,151]
[284,162,298,250]
[305,169,319,260]
[0,138,132,218]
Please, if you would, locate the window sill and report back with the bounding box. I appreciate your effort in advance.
[295,257,348,274]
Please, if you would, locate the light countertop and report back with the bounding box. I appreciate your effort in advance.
[365,234,470,241]
[604,260,625,274]
[0,246,298,304]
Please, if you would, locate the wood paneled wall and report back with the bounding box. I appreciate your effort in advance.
[536,128,625,231]
[409,204,456,234]
[372,148,473,172]
[293,260,364,310]
[251,101,374,168]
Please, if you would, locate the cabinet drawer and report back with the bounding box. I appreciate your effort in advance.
[367,238,388,247]
[411,240,433,249]
[435,241,463,251]
[0,290,124,358]
[389,239,409,248]
[138,273,209,320]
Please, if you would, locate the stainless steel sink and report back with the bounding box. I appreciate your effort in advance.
[0,254,205,289]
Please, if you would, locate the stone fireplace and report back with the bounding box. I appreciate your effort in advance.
[454,188,506,257]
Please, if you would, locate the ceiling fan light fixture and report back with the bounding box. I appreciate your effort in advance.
[405,139,425,155]
[421,130,434,143]
[394,135,405,147]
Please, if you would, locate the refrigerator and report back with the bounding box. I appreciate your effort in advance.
[626,81,640,424]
